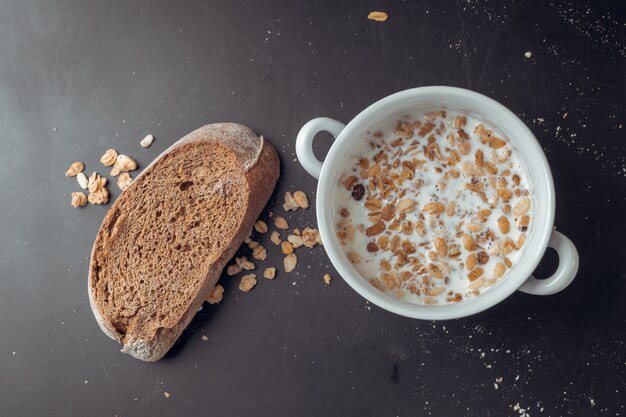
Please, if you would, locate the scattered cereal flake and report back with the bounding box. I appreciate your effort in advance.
[281,241,294,255]
[263,267,276,280]
[140,134,154,147]
[274,216,289,230]
[293,191,309,209]
[323,274,332,285]
[524,51,532,58]
[270,231,281,245]
[87,172,107,193]
[239,274,257,292]
[70,192,87,208]
[252,245,267,261]
[65,162,84,177]
[235,256,255,270]
[114,154,138,171]
[88,188,109,205]
[76,172,88,189]
[283,192,299,211]
[163,392,171,398]
[100,149,118,166]
[117,172,132,191]
[201,335,208,341]
[254,220,268,233]
[368,11,388,22]
[284,254,297,273]
[302,227,321,247]
[287,234,304,248]
[226,263,242,276]
[207,284,224,304]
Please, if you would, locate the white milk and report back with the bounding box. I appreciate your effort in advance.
[334,110,533,304]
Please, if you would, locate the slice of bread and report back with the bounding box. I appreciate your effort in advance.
[88,123,280,361]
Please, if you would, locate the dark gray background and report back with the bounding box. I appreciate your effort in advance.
[1,1,624,416]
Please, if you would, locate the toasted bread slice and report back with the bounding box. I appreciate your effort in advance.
[88,123,279,361]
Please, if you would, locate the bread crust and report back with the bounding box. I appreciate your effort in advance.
[88,123,279,361]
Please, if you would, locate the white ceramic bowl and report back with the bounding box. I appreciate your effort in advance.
[296,86,579,320]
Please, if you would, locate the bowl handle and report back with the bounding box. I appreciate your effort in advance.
[296,117,345,179]
[518,230,579,295]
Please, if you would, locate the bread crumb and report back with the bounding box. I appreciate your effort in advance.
[163,392,170,398]
[368,11,388,21]
[524,51,532,58]
[239,274,257,292]
[323,274,332,285]
[201,335,208,341]
[270,231,281,245]
[254,220,268,233]
[207,284,224,304]
[284,254,297,273]
[263,267,276,280]
[65,162,84,177]
[273,216,289,230]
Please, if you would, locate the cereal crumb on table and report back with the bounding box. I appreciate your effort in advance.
[140,134,154,148]
[254,220,268,233]
[368,11,388,21]
[273,216,289,230]
[239,274,257,292]
[100,149,118,167]
[323,274,332,285]
[263,267,276,280]
[70,192,87,208]
[207,284,224,304]
[284,254,297,273]
[117,172,132,191]
[293,191,309,209]
[65,162,84,177]
[270,231,281,245]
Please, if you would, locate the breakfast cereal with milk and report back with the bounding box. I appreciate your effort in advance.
[334,110,532,304]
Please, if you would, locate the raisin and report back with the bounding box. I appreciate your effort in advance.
[351,183,365,200]
[477,251,489,265]
[366,242,379,253]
